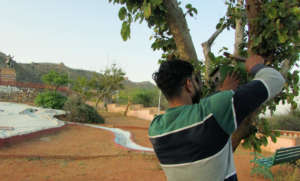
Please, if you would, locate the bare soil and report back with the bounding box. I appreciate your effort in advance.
[0,112,298,181]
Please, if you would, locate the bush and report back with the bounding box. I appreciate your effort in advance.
[63,96,104,123]
[268,109,300,131]
[34,91,67,109]
[132,90,156,107]
[116,88,168,110]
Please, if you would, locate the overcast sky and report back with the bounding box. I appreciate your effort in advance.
[0,0,235,82]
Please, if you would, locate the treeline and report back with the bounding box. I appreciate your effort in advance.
[33,64,167,124]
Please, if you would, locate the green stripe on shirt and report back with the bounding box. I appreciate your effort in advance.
[149,91,235,137]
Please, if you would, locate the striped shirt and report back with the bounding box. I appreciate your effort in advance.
[149,65,285,181]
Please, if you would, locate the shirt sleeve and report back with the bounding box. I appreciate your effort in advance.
[233,66,285,126]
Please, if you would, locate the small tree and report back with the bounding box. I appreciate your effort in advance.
[132,89,158,107]
[42,70,68,94]
[35,70,69,109]
[34,91,67,109]
[90,64,125,110]
[71,76,93,101]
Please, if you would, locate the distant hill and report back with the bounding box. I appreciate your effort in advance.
[0,51,156,90]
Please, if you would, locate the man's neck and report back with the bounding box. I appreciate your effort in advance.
[168,94,192,108]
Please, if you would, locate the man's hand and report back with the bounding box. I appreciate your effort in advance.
[218,73,240,91]
[245,55,264,73]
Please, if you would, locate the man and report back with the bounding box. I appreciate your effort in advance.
[148,55,285,181]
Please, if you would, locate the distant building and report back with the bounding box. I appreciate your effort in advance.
[0,68,16,85]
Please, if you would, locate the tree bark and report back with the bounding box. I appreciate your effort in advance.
[163,0,198,62]
[245,0,261,55]
[234,0,245,56]
[231,0,263,151]
[202,24,226,83]
[124,97,131,116]
[95,96,102,110]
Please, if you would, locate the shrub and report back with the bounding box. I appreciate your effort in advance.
[63,96,104,123]
[116,88,168,110]
[34,91,67,109]
[268,109,300,131]
[132,90,155,107]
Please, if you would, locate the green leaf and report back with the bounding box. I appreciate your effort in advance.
[261,136,268,146]
[216,23,222,29]
[144,3,152,19]
[253,35,262,47]
[277,30,288,43]
[150,0,162,7]
[267,7,277,19]
[121,22,130,41]
[118,7,127,21]
[185,4,192,9]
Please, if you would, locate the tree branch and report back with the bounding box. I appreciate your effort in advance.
[201,24,226,82]
[163,0,198,62]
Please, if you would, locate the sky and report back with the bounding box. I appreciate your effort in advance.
[0,0,235,83]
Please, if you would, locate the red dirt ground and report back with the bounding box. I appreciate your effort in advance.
[0,112,298,181]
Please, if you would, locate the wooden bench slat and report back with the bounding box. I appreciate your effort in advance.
[274,155,300,165]
[256,145,300,167]
[277,148,300,154]
[276,150,300,157]
[277,146,300,152]
[273,149,300,165]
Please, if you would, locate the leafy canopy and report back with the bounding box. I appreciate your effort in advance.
[42,70,68,89]
[90,64,125,105]
[109,0,300,152]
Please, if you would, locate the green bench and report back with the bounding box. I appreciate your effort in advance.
[256,145,300,168]
[251,145,300,180]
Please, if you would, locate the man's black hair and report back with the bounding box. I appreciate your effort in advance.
[152,59,194,100]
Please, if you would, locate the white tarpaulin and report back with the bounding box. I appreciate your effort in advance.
[0,102,65,139]
[0,102,153,152]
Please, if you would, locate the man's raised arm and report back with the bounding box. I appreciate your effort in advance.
[233,55,285,127]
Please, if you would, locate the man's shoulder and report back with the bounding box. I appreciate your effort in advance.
[149,114,165,137]
[148,105,210,138]
[199,90,234,109]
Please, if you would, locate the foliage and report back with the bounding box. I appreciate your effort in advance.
[117,88,168,109]
[268,109,300,131]
[90,64,125,108]
[109,0,194,61]
[132,89,157,107]
[42,70,69,91]
[241,117,280,152]
[250,152,274,180]
[34,91,67,109]
[71,76,93,101]
[109,0,300,153]
[251,152,300,180]
[63,96,105,123]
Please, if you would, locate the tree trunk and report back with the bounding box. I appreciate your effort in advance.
[163,0,198,62]
[95,96,102,111]
[124,97,131,116]
[231,0,263,151]
[245,0,261,55]
[234,0,245,56]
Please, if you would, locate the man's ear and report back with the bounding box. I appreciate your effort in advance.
[185,79,193,93]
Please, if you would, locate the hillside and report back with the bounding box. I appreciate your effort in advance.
[0,51,156,90]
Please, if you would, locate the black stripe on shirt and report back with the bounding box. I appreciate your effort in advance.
[150,116,229,165]
[233,80,268,126]
[225,174,238,181]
